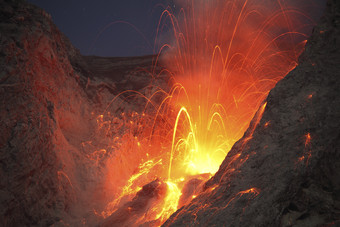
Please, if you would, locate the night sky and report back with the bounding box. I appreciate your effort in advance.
[27,0,172,57]
[27,0,325,58]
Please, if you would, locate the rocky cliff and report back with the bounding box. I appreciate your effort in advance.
[164,0,340,226]
[0,1,166,226]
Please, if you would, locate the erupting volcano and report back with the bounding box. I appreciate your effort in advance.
[100,1,319,225]
[1,0,339,226]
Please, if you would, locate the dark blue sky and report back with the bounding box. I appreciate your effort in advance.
[27,0,325,57]
[27,0,172,57]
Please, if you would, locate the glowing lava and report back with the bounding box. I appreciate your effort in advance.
[93,0,317,226]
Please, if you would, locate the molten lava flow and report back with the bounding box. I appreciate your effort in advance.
[92,0,317,225]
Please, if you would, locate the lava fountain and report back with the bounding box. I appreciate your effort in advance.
[96,0,318,226]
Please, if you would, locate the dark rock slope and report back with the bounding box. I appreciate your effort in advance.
[0,0,166,226]
[0,1,89,225]
[164,0,340,226]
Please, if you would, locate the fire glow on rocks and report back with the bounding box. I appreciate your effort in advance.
[91,0,319,226]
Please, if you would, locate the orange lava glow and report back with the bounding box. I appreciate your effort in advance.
[89,0,317,225]
[222,187,260,209]
[297,133,313,166]
[305,132,311,147]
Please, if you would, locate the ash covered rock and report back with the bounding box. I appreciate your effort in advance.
[101,179,167,227]
[0,0,168,226]
[0,1,89,225]
[164,0,340,226]
[177,174,211,208]
[83,55,169,113]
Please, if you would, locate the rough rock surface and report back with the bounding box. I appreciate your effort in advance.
[0,0,167,226]
[164,0,340,226]
[101,179,167,227]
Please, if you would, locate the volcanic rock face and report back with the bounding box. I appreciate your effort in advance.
[164,0,340,226]
[0,1,166,226]
[101,179,168,227]
[0,1,88,225]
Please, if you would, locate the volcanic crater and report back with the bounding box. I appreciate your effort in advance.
[0,0,339,226]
